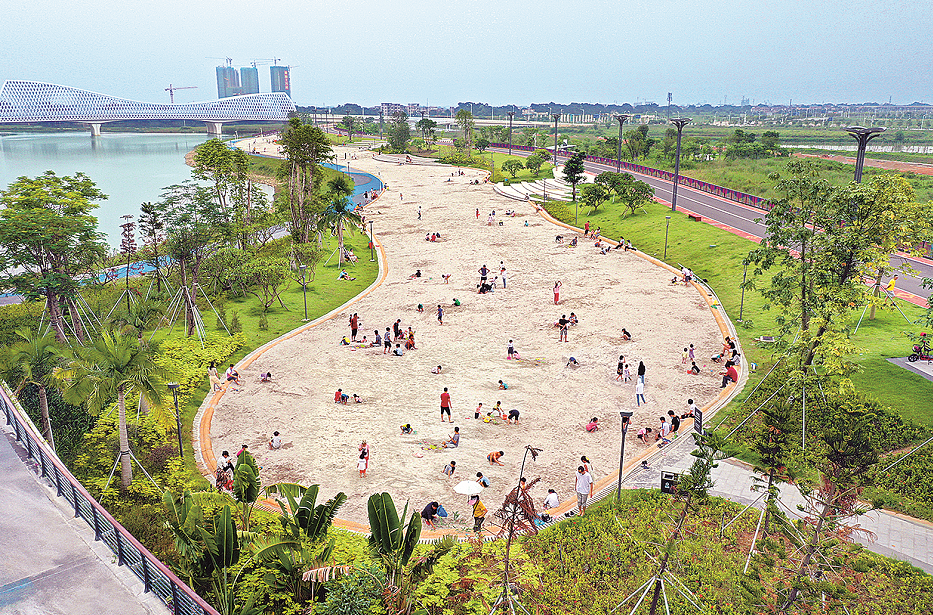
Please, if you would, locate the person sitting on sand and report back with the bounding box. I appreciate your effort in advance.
[353,393,363,403]
[442,460,456,477]
[689,361,701,374]
[585,417,600,432]
[417,304,424,313]
[476,472,490,488]
[555,235,564,243]
[487,451,505,466]
[498,380,508,390]
[225,364,240,385]
[260,372,272,382]
[393,344,405,356]
[569,312,578,325]
[409,269,422,279]
[621,328,632,341]
[442,274,451,283]
[400,423,413,434]
[431,365,443,374]
[566,356,579,367]
[453,298,461,306]
[269,431,282,449]
[340,336,351,346]
[443,426,460,448]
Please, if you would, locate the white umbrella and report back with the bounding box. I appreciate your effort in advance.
[453,480,484,496]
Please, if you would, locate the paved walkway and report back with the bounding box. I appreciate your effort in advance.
[0,424,165,615]
[621,431,933,574]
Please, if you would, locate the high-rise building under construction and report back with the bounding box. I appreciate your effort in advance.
[216,66,240,98]
[239,67,260,95]
[270,66,290,98]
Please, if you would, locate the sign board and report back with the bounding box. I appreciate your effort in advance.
[694,409,703,435]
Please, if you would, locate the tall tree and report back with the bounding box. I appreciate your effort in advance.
[580,183,609,213]
[278,117,333,243]
[7,328,64,448]
[415,117,437,142]
[191,138,249,218]
[562,152,586,202]
[58,331,166,489]
[159,181,219,337]
[750,399,797,536]
[339,115,361,142]
[0,172,107,342]
[386,111,411,152]
[324,175,359,266]
[139,201,165,293]
[455,109,475,155]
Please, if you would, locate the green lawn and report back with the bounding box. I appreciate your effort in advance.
[541,197,933,429]
[153,232,379,484]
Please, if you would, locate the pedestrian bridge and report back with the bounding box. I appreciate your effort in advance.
[0,80,295,135]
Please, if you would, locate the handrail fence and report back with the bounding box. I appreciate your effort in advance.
[0,381,219,615]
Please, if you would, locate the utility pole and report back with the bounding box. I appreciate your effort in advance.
[552,113,561,167]
[507,111,515,155]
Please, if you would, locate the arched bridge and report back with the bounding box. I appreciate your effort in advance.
[0,80,295,135]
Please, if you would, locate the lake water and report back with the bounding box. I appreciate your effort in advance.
[0,132,211,247]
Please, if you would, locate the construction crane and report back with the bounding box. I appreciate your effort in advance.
[165,84,197,103]
[206,56,234,67]
[250,58,275,68]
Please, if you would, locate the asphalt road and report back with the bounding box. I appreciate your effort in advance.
[491,147,931,305]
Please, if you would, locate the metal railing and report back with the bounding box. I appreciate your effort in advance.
[489,142,774,211]
[0,382,219,615]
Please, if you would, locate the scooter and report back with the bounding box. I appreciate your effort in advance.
[908,333,933,363]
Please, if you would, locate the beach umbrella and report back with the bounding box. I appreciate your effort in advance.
[453,480,484,496]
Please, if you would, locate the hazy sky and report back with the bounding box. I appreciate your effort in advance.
[2,0,930,108]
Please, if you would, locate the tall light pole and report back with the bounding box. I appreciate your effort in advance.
[369,220,375,262]
[616,410,634,502]
[739,258,748,321]
[669,118,691,212]
[664,215,671,259]
[299,264,308,321]
[168,383,182,458]
[844,126,885,183]
[552,113,561,167]
[507,111,515,155]
[613,114,629,173]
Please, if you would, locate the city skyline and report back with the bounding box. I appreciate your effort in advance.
[1,0,930,108]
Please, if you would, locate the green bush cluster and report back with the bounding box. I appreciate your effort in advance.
[152,331,244,408]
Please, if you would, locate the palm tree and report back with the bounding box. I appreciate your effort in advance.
[324,175,359,266]
[111,297,165,344]
[7,328,65,449]
[58,331,166,489]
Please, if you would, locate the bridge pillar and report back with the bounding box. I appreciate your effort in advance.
[205,121,224,135]
[88,123,102,137]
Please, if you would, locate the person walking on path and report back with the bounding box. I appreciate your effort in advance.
[440,387,453,423]
[553,280,562,304]
[437,304,444,325]
[575,465,593,516]
[635,379,646,406]
[470,495,487,533]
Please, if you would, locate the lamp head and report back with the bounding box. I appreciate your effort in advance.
[168,382,180,391]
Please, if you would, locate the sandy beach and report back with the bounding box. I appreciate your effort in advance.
[208,141,726,527]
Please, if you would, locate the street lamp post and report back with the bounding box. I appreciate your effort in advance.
[664,216,671,259]
[739,259,748,321]
[669,118,691,212]
[613,114,629,173]
[552,113,561,167]
[507,111,515,155]
[299,264,308,321]
[168,383,182,457]
[844,126,885,183]
[616,410,634,502]
[369,221,375,262]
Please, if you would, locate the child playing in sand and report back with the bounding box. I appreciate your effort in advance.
[498,380,508,390]
[431,365,443,374]
[487,451,505,466]
[585,417,600,432]
[353,393,363,403]
[269,431,282,449]
[682,348,689,364]
[260,372,272,382]
[442,460,456,477]
[474,402,483,419]
[400,424,413,434]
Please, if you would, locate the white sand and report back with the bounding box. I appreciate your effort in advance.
[209,144,725,526]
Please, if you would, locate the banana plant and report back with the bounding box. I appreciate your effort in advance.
[265,482,347,541]
[233,450,261,531]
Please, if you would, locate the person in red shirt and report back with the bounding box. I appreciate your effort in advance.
[720,361,738,388]
[440,387,452,423]
[335,388,346,404]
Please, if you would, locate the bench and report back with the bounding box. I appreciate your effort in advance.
[688,213,702,222]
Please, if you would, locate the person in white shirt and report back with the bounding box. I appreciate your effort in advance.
[635,380,646,406]
[575,466,593,515]
[269,431,282,449]
[543,489,560,510]
[657,418,672,447]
